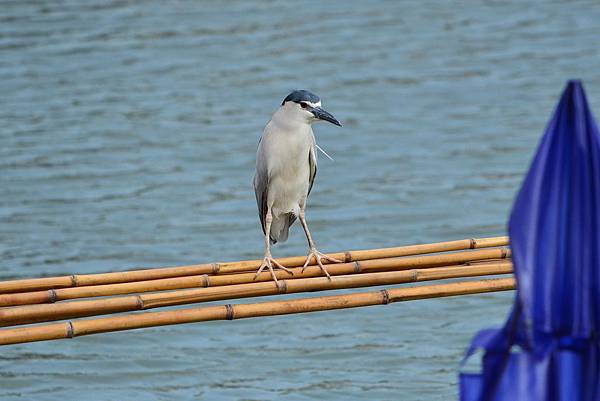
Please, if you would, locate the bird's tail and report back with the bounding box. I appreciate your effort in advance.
[269,213,297,245]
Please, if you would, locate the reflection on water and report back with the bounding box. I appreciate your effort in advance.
[1,1,600,400]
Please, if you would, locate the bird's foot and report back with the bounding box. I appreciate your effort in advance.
[302,248,342,280]
[254,256,294,282]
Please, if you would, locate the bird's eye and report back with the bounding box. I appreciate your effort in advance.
[300,102,308,109]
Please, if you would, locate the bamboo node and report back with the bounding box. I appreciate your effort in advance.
[276,280,287,294]
[501,248,508,259]
[66,321,75,338]
[70,275,78,287]
[353,261,362,273]
[48,289,57,303]
[380,289,391,305]
[469,238,476,249]
[201,274,210,288]
[136,295,144,310]
[344,252,352,263]
[225,304,234,320]
[211,263,220,274]
[411,270,418,282]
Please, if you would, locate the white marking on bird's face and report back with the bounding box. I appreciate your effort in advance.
[296,101,321,120]
[276,100,313,124]
[303,100,321,108]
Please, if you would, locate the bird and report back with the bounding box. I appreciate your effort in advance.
[253,90,342,282]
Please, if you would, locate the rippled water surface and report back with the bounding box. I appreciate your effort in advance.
[1,1,600,400]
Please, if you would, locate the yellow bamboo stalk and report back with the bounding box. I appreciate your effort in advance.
[0,278,515,346]
[0,263,513,327]
[0,236,508,294]
[0,247,510,307]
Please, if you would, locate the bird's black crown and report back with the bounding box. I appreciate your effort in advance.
[281,90,320,106]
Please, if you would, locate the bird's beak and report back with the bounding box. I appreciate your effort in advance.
[310,107,342,127]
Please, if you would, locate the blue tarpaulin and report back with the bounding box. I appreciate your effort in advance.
[460,80,600,401]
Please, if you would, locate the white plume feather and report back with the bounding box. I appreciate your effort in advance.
[315,143,334,161]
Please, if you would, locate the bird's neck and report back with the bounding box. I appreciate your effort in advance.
[270,107,312,134]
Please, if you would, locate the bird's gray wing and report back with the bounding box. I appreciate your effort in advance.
[307,136,318,197]
[254,138,269,235]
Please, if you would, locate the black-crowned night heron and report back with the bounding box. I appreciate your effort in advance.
[253,90,342,282]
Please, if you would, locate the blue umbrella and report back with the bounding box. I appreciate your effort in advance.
[460,80,600,401]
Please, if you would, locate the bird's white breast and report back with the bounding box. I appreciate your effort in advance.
[259,121,314,218]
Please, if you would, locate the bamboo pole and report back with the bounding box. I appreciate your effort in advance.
[0,263,513,327]
[0,236,508,294]
[0,247,511,307]
[0,278,515,346]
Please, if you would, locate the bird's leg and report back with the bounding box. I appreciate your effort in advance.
[255,208,294,282]
[299,208,341,280]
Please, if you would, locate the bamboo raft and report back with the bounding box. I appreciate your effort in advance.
[0,236,514,346]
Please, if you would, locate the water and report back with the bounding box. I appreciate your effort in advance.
[1,1,600,399]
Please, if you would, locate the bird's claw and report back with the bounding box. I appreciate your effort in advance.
[254,256,294,282]
[302,248,342,280]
